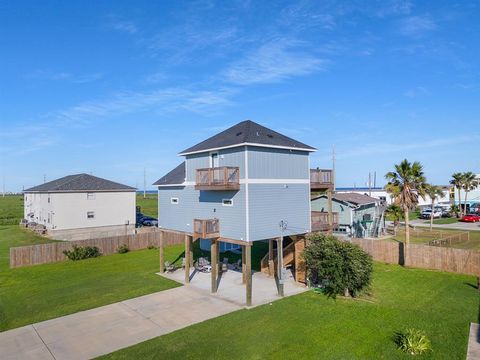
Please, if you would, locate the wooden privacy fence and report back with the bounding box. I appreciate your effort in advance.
[351,238,480,277]
[10,230,185,268]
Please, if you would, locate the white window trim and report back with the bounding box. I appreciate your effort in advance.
[210,152,219,168]
[87,193,96,200]
[222,199,233,207]
[171,197,179,204]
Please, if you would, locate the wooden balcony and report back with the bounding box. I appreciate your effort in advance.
[193,218,220,239]
[310,169,334,190]
[195,167,240,191]
[311,211,339,232]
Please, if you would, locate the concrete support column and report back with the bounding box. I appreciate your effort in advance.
[277,237,284,297]
[245,244,252,306]
[184,234,191,284]
[268,239,275,276]
[327,189,333,234]
[211,239,218,293]
[159,231,165,274]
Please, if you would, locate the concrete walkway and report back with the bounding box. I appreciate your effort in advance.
[0,270,306,360]
[467,323,480,360]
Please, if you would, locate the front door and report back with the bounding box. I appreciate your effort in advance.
[211,153,219,168]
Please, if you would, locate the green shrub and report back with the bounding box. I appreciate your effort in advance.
[63,245,101,261]
[147,245,157,250]
[117,245,129,254]
[303,233,373,298]
[395,328,432,355]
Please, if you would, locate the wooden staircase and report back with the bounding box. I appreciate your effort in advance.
[261,239,298,278]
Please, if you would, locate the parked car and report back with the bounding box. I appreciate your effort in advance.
[142,218,158,226]
[460,214,480,223]
[421,208,442,219]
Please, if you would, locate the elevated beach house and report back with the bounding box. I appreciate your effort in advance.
[24,174,136,240]
[311,192,385,238]
[154,120,334,305]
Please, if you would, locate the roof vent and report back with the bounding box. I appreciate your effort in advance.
[236,131,242,136]
[256,131,260,136]
[267,134,273,138]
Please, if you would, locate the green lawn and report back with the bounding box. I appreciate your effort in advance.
[0,246,182,331]
[432,218,459,225]
[137,194,158,218]
[0,195,24,224]
[100,263,479,360]
[392,228,480,251]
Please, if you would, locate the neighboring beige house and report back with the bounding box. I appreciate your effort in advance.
[24,174,136,240]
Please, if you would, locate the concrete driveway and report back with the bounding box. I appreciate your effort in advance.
[0,286,240,360]
[0,270,306,360]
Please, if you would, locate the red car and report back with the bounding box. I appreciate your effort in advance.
[460,214,480,222]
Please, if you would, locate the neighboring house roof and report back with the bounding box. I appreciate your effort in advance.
[24,174,136,192]
[312,192,379,207]
[153,162,186,186]
[178,120,316,155]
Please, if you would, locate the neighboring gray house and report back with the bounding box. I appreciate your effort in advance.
[24,174,136,240]
[154,120,317,251]
[311,192,385,238]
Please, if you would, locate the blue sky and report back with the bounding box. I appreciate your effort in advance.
[1,0,479,191]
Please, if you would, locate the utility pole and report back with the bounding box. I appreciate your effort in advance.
[43,174,46,184]
[332,145,336,191]
[374,171,377,189]
[143,168,146,199]
[368,172,372,197]
[2,176,5,197]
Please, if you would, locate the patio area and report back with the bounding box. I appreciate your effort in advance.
[160,265,308,308]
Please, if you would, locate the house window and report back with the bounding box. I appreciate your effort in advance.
[171,197,179,204]
[363,214,372,222]
[87,193,95,200]
[47,196,50,203]
[87,211,95,219]
[222,199,233,207]
[210,153,219,168]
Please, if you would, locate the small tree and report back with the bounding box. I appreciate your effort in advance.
[462,172,479,216]
[425,184,444,231]
[450,173,464,217]
[385,204,403,235]
[303,233,373,298]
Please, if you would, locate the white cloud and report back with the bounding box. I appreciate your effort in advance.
[110,20,138,34]
[398,15,437,37]
[404,86,429,98]
[24,70,103,84]
[222,40,326,85]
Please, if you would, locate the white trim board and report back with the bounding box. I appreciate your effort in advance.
[178,142,316,156]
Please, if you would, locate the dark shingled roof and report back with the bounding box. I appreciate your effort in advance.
[153,162,186,186]
[333,193,379,206]
[313,192,379,206]
[179,120,316,155]
[24,174,136,192]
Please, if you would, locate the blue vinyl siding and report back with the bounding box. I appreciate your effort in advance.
[311,197,353,225]
[247,183,310,241]
[158,185,246,240]
[247,146,309,180]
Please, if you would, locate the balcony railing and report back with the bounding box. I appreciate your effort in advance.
[311,211,339,232]
[193,218,220,239]
[310,169,334,190]
[195,167,240,190]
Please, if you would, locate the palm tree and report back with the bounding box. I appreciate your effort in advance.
[385,160,427,257]
[385,204,403,235]
[462,172,479,216]
[450,173,464,217]
[425,184,444,231]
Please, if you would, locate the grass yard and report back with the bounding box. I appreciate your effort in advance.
[392,228,480,251]
[100,263,479,360]
[0,195,24,224]
[423,218,460,225]
[137,194,158,218]
[0,246,182,332]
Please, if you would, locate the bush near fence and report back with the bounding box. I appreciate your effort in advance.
[10,230,184,268]
[352,238,480,277]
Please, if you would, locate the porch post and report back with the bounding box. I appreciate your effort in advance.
[241,245,246,284]
[211,239,218,293]
[245,244,252,306]
[184,234,191,284]
[159,230,165,274]
[189,236,194,268]
[277,236,284,297]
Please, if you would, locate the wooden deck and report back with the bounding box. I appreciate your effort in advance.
[195,167,240,191]
[311,211,338,232]
[310,169,334,190]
